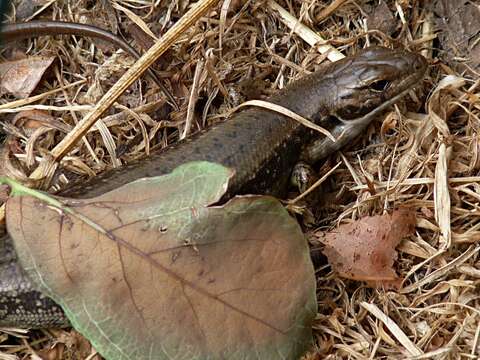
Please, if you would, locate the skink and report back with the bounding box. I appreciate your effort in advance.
[0,46,427,327]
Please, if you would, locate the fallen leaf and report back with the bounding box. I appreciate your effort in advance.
[0,56,55,98]
[5,161,316,360]
[322,209,416,285]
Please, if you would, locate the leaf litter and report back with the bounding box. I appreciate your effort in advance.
[0,0,479,359]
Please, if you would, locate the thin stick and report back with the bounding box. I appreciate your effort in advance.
[0,79,86,111]
[181,59,204,139]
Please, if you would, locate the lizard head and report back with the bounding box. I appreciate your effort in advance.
[328,46,427,122]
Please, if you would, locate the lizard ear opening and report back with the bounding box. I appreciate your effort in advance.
[368,79,390,92]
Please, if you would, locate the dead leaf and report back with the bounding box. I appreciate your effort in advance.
[322,209,416,285]
[5,161,316,360]
[0,56,55,98]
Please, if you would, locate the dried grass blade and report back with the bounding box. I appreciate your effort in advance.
[434,142,451,248]
[401,245,479,293]
[231,100,336,141]
[360,302,423,356]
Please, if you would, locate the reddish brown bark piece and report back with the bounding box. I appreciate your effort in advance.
[323,210,416,284]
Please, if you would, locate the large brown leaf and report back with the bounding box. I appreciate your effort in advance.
[5,161,316,360]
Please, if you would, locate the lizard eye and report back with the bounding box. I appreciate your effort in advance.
[369,79,390,92]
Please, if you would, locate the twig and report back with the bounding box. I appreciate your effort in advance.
[0,79,87,111]
[181,59,204,139]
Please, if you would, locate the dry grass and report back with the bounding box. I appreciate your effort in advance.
[0,0,479,358]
